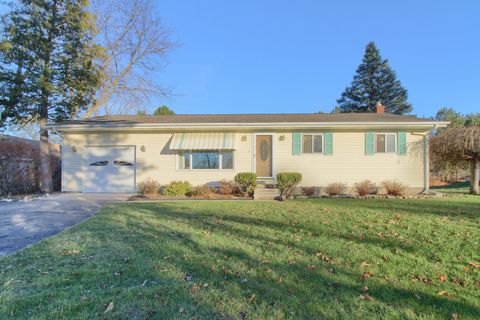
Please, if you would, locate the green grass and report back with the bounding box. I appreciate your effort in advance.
[1,197,480,319]
[432,181,471,194]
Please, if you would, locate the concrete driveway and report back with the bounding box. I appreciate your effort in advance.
[0,193,127,256]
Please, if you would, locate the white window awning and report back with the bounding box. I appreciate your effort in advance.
[170,132,235,150]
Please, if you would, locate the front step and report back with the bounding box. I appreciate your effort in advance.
[254,187,280,200]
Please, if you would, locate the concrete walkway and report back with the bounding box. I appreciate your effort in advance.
[0,193,127,256]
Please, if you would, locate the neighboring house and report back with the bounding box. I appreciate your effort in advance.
[47,107,448,194]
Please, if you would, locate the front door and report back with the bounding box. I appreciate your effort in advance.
[255,135,273,177]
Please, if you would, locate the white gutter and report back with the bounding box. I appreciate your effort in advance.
[47,121,450,132]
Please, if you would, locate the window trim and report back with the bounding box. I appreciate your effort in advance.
[375,132,397,154]
[177,150,235,171]
[301,133,324,154]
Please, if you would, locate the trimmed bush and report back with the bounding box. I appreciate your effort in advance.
[137,178,160,195]
[301,186,317,197]
[218,180,238,195]
[277,172,302,198]
[192,184,216,198]
[163,181,192,196]
[355,180,378,196]
[234,172,257,197]
[324,182,347,196]
[381,180,408,196]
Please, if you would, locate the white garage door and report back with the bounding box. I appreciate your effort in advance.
[84,146,135,193]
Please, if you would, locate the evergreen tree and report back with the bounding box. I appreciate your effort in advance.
[337,42,412,114]
[153,105,175,115]
[0,0,101,192]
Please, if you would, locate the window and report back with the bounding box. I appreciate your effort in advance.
[302,134,323,154]
[178,151,234,170]
[89,160,108,166]
[375,133,396,153]
[113,160,133,166]
[192,151,219,169]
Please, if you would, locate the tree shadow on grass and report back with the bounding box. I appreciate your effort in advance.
[111,203,480,319]
[2,200,479,319]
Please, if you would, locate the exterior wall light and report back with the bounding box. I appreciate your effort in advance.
[279,135,285,141]
[72,145,77,152]
[241,135,247,141]
[140,145,146,152]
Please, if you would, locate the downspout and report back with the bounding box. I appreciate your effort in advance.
[412,127,434,194]
[422,132,430,193]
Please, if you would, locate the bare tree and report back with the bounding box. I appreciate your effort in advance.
[83,0,174,118]
[430,126,480,194]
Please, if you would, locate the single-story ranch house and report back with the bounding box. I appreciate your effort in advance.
[47,107,448,194]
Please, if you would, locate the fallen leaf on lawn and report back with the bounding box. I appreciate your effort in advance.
[451,313,459,320]
[63,249,80,256]
[359,294,374,301]
[114,270,122,276]
[360,272,372,281]
[437,291,449,297]
[141,280,148,287]
[476,280,480,288]
[306,265,316,271]
[184,273,193,281]
[468,262,480,268]
[360,285,369,293]
[248,293,256,302]
[190,283,201,294]
[104,302,114,313]
[80,294,89,301]
[179,307,185,313]
[266,268,273,273]
[359,261,371,267]
[451,277,466,287]
[438,274,446,282]
[414,275,433,286]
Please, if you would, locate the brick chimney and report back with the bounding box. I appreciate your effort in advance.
[376,102,385,113]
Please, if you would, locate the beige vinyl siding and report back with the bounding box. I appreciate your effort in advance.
[276,130,425,187]
[62,142,84,191]
[62,131,253,191]
[61,129,426,192]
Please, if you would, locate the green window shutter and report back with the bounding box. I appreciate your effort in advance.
[292,132,301,156]
[324,132,333,155]
[398,131,407,155]
[365,132,375,156]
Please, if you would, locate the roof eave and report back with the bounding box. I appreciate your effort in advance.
[46,121,450,132]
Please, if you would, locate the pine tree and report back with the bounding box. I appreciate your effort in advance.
[337,42,412,114]
[0,0,102,192]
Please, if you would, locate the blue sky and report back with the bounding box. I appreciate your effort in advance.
[151,0,479,118]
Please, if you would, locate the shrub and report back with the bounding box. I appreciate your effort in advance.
[163,181,192,196]
[234,172,257,197]
[277,172,302,198]
[192,184,216,198]
[324,182,347,196]
[217,180,238,195]
[381,180,408,196]
[355,180,378,196]
[137,178,160,195]
[301,186,317,197]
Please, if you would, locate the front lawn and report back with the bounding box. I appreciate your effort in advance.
[1,197,479,319]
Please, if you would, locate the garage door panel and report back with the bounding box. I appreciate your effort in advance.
[85,146,135,193]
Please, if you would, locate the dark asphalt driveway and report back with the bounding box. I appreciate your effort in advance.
[0,193,126,256]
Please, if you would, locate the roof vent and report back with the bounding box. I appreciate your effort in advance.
[376,102,385,113]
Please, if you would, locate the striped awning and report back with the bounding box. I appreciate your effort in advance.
[170,132,235,150]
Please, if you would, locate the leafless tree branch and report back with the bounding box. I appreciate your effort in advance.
[83,0,175,118]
